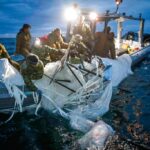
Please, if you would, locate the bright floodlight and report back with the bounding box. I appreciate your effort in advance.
[64,7,79,22]
[35,38,41,46]
[89,12,97,20]
[115,0,123,5]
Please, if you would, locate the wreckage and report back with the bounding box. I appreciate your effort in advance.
[0,1,150,149]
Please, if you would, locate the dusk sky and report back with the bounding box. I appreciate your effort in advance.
[0,0,150,37]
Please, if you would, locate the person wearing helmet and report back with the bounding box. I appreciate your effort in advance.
[47,28,68,49]
[20,54,44,91]
[73,15,94,49]
[0,43,20,70]
[15,24,31,57]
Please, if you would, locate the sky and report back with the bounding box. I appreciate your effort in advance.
[0,0,150,37]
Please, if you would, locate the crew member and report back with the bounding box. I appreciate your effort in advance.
[107,32,116,59]
[73,15,93,49]
[31,43,65,65]
[15,24,31,57]
[94,26,116,59]
[0,44,20,70]
[20,54,44,91]
[68,35,91,64]
[47,28,68,49]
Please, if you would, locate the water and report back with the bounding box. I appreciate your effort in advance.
[0,38,16,55]
[0,38,150,149]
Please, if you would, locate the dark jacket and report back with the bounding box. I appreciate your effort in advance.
[16,29,31,56]
[94,32,116,59]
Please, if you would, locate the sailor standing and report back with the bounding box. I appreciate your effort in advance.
[73,15,94,49]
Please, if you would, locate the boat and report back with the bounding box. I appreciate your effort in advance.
[0,3,150,113]
[0,2,150,149]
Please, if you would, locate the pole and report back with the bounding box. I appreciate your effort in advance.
[117,20,122,49]
[139,19,145,47]
[66,22,71,42]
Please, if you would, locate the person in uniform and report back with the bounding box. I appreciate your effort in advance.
[15,24,31,57]
[107,32,116,59]
[47,28,68,49]
[0,43,20,70]
[94,31,108,57]
[68,35,91,64]
[31,43,65,65]
[20,54,44,91]
[94,26,116,59]
[73,15,94,49]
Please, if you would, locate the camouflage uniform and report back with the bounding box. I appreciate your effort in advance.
[16,30,31,56]
[0,44,20,70]
[31,45,65,65]
[73,23,93,48]
[21,56,44,91]
[48,32,68,49]
[69,35,91,64]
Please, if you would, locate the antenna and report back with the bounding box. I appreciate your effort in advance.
[115,0,123,13]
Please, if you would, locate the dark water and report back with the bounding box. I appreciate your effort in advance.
[0,38,150,149]
[0,38,16,55]
[103,56,150,149]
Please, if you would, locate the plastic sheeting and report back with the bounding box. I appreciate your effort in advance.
[78,120,114,150]
[34,54,133,149]
[35,54,132,119]
[102,54,133,87]
[0,54,133,148]
[0,58,24,86]
[0,58,26,112]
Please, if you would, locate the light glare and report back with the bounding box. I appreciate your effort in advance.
[64,7,79,22]
[89,12,98,20]
[35,38,41,46]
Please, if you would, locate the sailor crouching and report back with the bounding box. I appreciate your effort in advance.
[47,28,68,49]
[31,43,65,66]
[20,54,44,91]
[68,35,91,64]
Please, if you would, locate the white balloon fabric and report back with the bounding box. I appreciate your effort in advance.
[0,58,24,86]
[0,58,25,112]
[0,54,133,148]
[78,120,114,150]
[102,54,133,87]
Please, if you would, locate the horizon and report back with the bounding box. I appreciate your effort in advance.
[0,0,150,38]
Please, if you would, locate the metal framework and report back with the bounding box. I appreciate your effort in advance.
[66,9,145,48]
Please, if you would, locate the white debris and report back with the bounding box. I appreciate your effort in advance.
[78,120,114,150]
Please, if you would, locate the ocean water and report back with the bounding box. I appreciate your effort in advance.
[0,38,16,55]
[0,38,150,149]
